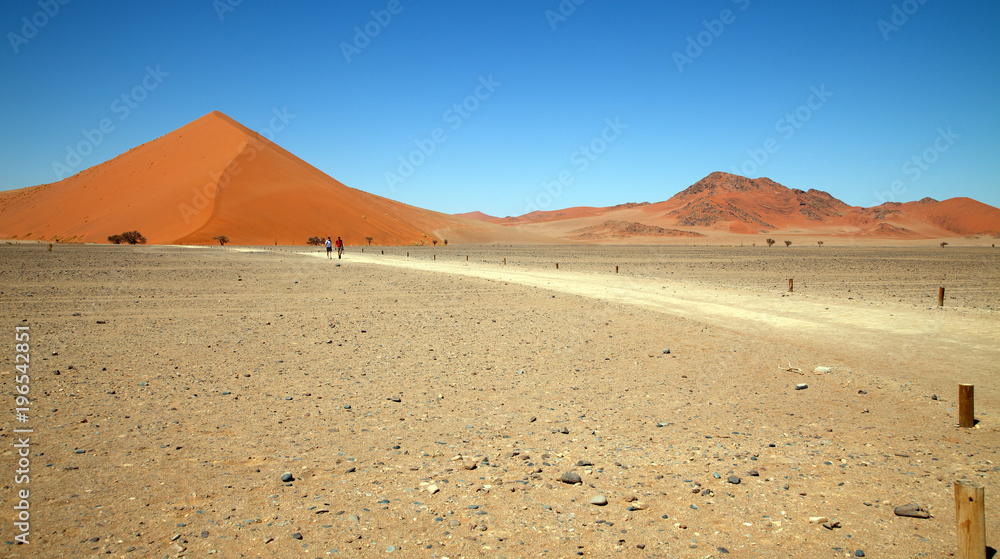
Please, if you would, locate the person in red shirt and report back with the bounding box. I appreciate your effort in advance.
[335,237,344,259]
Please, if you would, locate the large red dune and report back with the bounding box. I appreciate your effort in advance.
[0,111,556,246]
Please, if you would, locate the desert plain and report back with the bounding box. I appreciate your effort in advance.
[1,242,997,558]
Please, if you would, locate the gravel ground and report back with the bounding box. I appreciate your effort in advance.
[1,243,996,558]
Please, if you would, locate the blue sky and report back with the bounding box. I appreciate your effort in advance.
[2,0,997,217]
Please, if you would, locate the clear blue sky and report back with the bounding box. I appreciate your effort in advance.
[2,0,998,217]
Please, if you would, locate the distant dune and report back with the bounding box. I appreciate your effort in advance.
[0,112,557,246]
[463,172,1000,244]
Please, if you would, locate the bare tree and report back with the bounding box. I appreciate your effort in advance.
[213,235,229,246]
[365,237,373,246]
[940,241,948,248]
[817,240,824,247]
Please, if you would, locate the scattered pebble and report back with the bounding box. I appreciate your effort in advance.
[560,472,582,485]
[893,503,931,518]
[589,495,608,506]
[280,473,294,482]
[795,383,808,390]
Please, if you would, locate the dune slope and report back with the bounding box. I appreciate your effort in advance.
[0,111,552,246]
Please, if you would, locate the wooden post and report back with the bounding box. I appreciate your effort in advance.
[788,278,794,292]
[615,265,619,274]
[406,252,409,257]
[466,255,469,261]
[433,254,436,261]
[556,263,559,269]
[954,480,986,559]
[503,258,506,265]
[959,384,975,428]
[381,250,384,255]
[939,287,945,307]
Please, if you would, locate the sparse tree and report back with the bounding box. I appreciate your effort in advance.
[443,239,448,245]
[213,235,229,246]
[108,234,123,244]
[784,240,792,247]
[766,238,776,247]
[365,237,373,246]
[940,241,948,248]
[307,236,323,246]
[432,239,438,246]
[817,240,824,247]
[117,231,147,245]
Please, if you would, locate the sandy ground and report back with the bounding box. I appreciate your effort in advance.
[1,243,997,558]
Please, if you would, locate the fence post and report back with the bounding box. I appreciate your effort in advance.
[954,479,986,559]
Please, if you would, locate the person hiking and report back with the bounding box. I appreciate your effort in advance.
[325,237,333,259]
[335,237,344,259]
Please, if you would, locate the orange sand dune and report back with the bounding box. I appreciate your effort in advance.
[0,112,557,246]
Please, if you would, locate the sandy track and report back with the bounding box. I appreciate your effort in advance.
[304,250,998,356]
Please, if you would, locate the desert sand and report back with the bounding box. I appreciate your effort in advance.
[1,242,997,558]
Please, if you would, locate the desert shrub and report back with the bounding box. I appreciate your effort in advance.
[432,239,438,246]
[940,242,948,248]
[213,235,229,246]
[443,239,448,245]
[108,234,123,244]
[784,240,792,247]
[766,238,776,247]
[817,240,824,247]
[307,236,324,246]
[119,231,147,245]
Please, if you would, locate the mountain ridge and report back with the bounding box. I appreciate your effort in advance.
[467,172,1000,242]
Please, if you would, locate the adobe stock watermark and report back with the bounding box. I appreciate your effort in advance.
[877,0,929,41]
[873,127,958,204]
[384,75,500,192]
[51,65,169,181]
[340,0,415,63]
[672,0,750,73]
[730,84,833,177]
[178,107,295,224]
[7,0,70,54]
[545,0,587,31]
[524,117,628,213]
[213,0,244,22]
